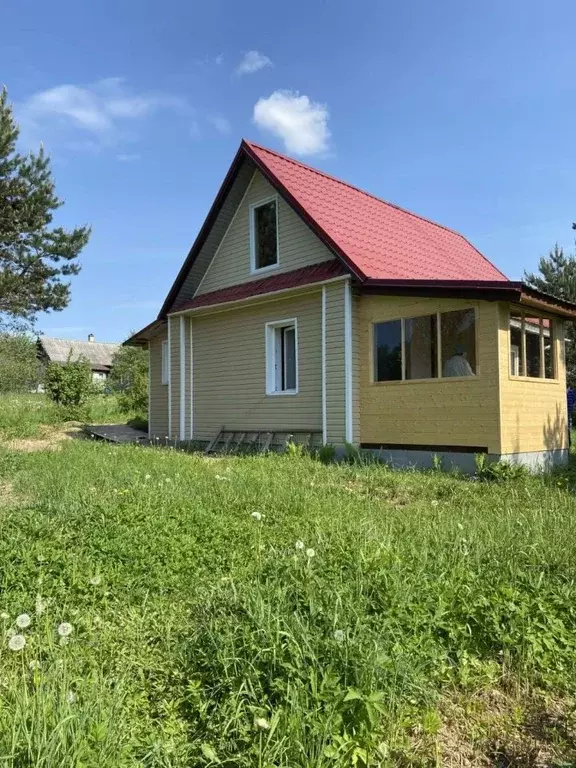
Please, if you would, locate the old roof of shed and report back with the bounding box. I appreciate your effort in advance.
[38,337,120,369]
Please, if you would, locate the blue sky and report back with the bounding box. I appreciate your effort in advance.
[2,0,575,342]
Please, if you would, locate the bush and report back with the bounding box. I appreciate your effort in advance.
[45,358,93,414]
[108,346,148,417]
[0,333,40,393]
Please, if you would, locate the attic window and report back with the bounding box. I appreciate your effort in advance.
[250,198,278,272]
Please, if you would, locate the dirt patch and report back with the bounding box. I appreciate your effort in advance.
[0,481,27,507]
[413,687,576,767]
[7,424,84,452]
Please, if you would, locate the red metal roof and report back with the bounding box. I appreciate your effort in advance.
[244,140,509,283]
[174,261,348,312]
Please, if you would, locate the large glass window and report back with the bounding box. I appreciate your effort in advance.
[374,320,402,381]
[509,310,555,379]
[373,309,476,382]
[251,199,278,271]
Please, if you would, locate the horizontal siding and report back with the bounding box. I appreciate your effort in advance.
[497,305,567,453]
[149,333,169,439]
[359,296,501,453]
[197,171,334,296]
[325,281,346,444]
[192,293,323,440]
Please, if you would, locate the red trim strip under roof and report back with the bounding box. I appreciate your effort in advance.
[171,261,348,313]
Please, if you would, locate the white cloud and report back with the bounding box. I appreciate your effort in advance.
[253,90,330,156]
[236,50,272,76]
[207,114,231,135]
[116,153,141,162]
[19,77,190,149]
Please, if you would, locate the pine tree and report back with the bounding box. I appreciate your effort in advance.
[524,241,576,386]
[0,87,90,328]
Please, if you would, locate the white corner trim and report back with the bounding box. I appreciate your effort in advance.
[147,346,151,439]
[344,279,353,444]
[167,319,172,438]
[321,286,327,444]
[249,194,280,275]
[189,318,194,440]
[179,315,186,440]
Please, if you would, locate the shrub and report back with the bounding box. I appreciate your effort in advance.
[45,357,93,414]
[108,346,148,417]
[0,333,40,393]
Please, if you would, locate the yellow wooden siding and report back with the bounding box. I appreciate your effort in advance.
[191,292,323,440]
[324,281,347,444]
[352,293,361,445]
[358,296,501,452]
[149,333,169,439]
[497,305,567,454]
[196,171,334,296]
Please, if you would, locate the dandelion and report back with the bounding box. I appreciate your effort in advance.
[57,622,73,638]
[251,511,262,521]
[254,717,270,731]
[165,478,172,483]
[333,629,345,643]
[431,500,439,507]
[66,691,76,704]
[59,636,70,647]
[16,614,31,629]
[89,575,102,586]
[0,612,9,620]
[215,474,229,481]
[8,634,26,651]
[306,548,316,558]
[145,474,151,480]
[295,540,305,550]
[29,660,41,671]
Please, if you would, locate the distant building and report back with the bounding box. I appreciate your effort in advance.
[37,334,121,383]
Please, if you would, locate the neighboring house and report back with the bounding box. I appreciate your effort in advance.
[37,335,120,383]
[127,140,576,470]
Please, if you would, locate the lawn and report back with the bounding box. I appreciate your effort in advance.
[0,396,575,766]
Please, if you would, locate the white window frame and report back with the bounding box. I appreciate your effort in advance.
[265,318,298,396]
[161,339,169,385]
[250,195,280,274]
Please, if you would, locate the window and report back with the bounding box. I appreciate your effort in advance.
[509,310,555,379]
[373,309,477,382]
[266,320,298,394]
[161,340,169,385]
[251,198,278,272]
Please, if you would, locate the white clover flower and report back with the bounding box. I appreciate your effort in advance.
[57,622,73,638]
[306,548,316,558]
[333,629,345,643]
[89,575,102,586]
[295,540,305,550]
[254,717,270,731]
[8,634,26,651]
[29,660,41,670]
[16,614,31,629]
[0,612,9,620]
[251,511,262,521]
[66,691,76,704]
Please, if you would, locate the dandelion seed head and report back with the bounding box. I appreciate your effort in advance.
[29,660,41,670]
[306,548,316,558]
[254,717,270,731]
[431,500,439,507]
[333,629,345,642]
[16,613,31,629]
[295,540,305,550]
[251,511,262,521]
[57,622,73,638]
[35,596,47,616]
[145,474,151,480]
[8,634,26,651]
[89,575,102,586]
[66,690,76,704]
[59,636,70,647]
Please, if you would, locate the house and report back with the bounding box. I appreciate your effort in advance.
[127,140,576,470]
[37,334,120,383]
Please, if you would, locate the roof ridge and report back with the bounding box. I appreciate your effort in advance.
[40,336,120,345]
[244,139,509,281]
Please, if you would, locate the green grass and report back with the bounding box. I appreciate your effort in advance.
[0,393,139,439]
[0,397,575,765]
